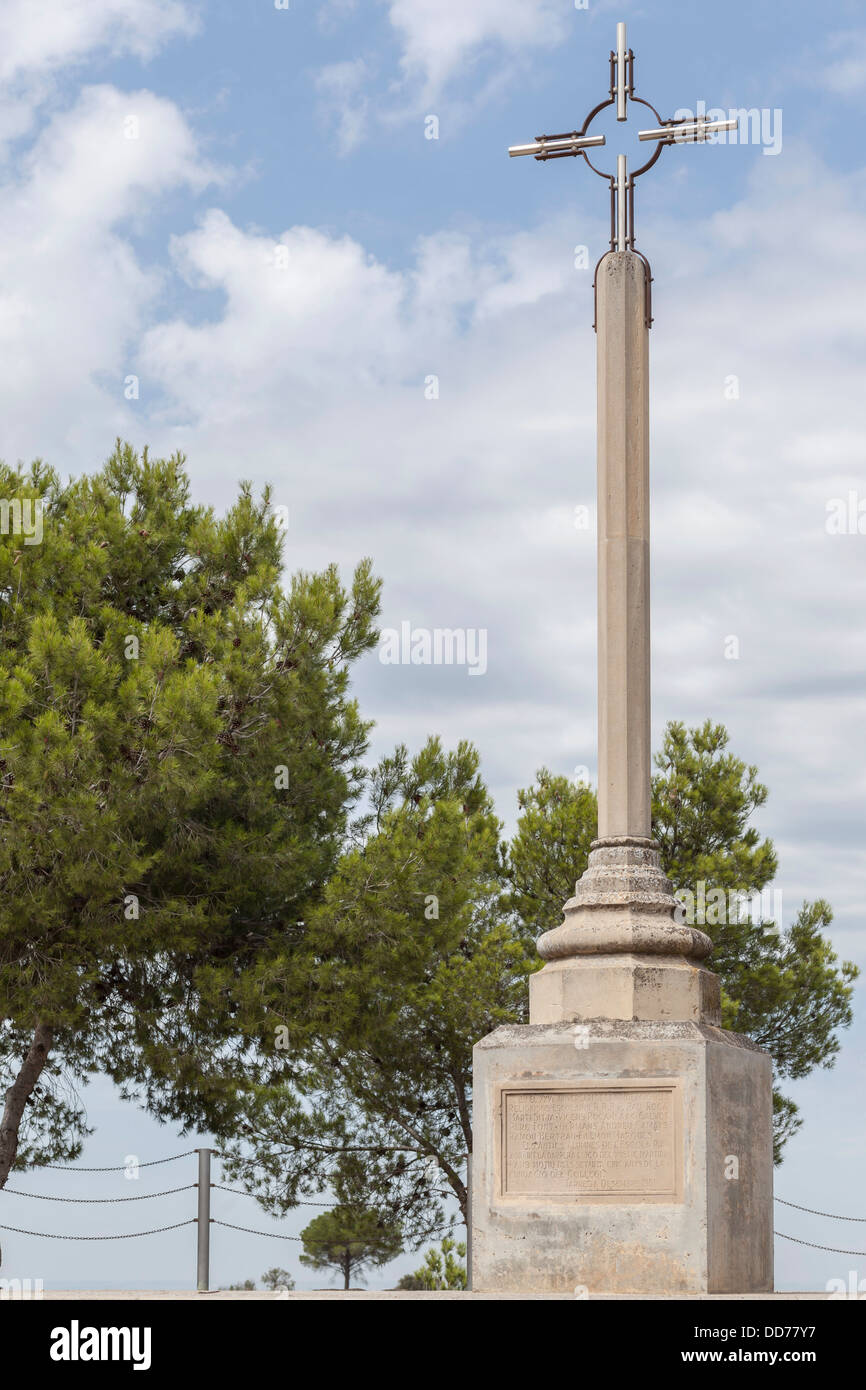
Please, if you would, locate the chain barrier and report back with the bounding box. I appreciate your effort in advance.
[212,1184,336,1207]
[775,1197,866,1222]
[775,1230,866,1257]
[8,1152,866,1257]
[0,1219,196,1240]
[773,1194,866,1254]
[1,1185,196,1204]
[41,1150,199,1172]
[211,1220,302,1241]
[0,1153,331,1244]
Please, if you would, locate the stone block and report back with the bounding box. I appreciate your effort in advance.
[470,1020,773,1294]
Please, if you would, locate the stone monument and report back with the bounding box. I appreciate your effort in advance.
[471,24,774,1295]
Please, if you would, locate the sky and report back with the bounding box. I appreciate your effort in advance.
[0,0,865,1295]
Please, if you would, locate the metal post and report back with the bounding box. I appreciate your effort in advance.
[616,154,628,252]
[615,21,627,120]
[196,1148,212,1292]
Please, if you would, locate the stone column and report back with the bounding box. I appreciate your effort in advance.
[597,251,651,841]
[529,252,717,1026]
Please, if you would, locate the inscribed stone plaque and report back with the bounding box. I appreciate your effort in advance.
[500,1082,680,1201]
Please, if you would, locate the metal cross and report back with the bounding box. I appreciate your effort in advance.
[508,21,737,318]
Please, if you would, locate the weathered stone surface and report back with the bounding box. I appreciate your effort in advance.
[596,254,651,842]
[529,952,721,1025]
[501,1080,680,1200]
[470,1021,774,1294]
[531,838,718,1024]
[536,838,712,965]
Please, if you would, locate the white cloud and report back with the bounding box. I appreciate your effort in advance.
[0,0,197,82]
[144,210,409,408]
[814,30,866,96]
[0,83,219,456]
[0,0,199,160]
[386,0,567,101]
[313,0,570,150]
[315,59,372,156]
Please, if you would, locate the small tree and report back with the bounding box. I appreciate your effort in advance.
[398,1237,467,1290]
[261,1267,294,1292]
[299,1208,402,1290]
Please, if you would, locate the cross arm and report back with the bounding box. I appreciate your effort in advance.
[638,116,738,144]
[509,132,606,160]
[506,21,743,274]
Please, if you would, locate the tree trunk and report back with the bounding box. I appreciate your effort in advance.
[0,1023,54,1189]
[343,1252,350,1290]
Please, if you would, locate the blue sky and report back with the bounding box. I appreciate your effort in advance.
[0,0,865,1295]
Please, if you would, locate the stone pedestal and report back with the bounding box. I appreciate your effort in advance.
[471,1018,773,1294]
[470,838,774,1294]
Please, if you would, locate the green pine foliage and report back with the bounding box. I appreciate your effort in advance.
[299,1208,403,1290]
[220,723,856,1249]
[397,1236,467,1290]
[220,739,531,1242]
[509,720,858,1160]
[298,1154,402,1289]
[2,441,854,1246]
[0,442,380,1182]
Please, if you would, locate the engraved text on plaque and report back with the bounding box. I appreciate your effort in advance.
[501,1083,680,1201]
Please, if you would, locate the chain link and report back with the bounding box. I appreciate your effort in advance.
[0,1185,196,1204]
[211,1219,302,1241]
[776,1197,866,1222]
[212,1184,336,1207]
[775,1230,866,1257]
[41,1150,199,1172]
[0,1219,196,1240]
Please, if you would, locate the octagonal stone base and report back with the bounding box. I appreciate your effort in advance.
[530,953,721,1025]
[470,1020,773,1295]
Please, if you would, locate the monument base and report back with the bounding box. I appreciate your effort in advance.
[471,1019,773,1294]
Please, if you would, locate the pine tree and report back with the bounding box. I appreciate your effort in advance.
[0,442,380,1186]
[508,720,858,1157]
